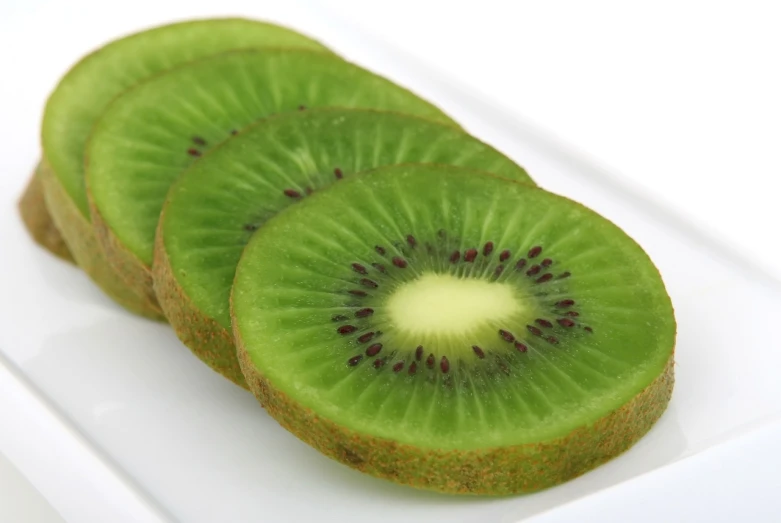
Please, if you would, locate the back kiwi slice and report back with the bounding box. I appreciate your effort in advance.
[18,162,74,262]
[154,108,532,388]
[85,49,456,318]
[231,164,676,495]
[39,18,329,318]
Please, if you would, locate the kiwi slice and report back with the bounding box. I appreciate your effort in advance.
[154,108,532,388]
[86,49,456,318]
[232,164,676,495]
[40,18,328,319]
[18,162,73,262]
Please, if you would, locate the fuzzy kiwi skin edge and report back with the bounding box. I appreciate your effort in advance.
[236,321,673,495]
[18,163,74,262]
[40,160,165,320]
[90,198,164,317]
[153,221,248,388]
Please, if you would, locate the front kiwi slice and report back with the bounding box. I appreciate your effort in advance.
[232,164,676,495]
[155,108,531,388]
[40,18,329,319]
[86,49,456,318]
[18,162,73,262]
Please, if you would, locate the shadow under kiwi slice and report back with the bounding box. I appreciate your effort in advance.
[85,48,457,321]
[38,18,329,319]
[154,107,533,388]
[231,163,676,495]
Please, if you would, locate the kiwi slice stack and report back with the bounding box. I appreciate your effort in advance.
[154,108,531,387]
[85,48,456,317]
[19,18,676,496]
[25,18,330,318]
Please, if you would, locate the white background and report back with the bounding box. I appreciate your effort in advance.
[319,0,781,280]
[1,0,780,521]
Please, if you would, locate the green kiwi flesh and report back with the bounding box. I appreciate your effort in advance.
[154,108,532,387]
[40,18,328,317]
[86,49,457,318]
[231,164,676,495]
[18,162,73,262]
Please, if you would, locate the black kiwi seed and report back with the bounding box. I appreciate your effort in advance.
[527,325,543,336]
[337,325,357,335]
[357,332,375,343]
[360,278,379,288]
[499,330,515,342]
[536,273,553,283]
[392,257,408,268]
[355,308,374,318]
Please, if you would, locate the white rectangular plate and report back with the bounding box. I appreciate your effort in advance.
[1,1,780,521]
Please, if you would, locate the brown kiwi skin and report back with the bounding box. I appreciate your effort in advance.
[89,198,163,317]
[235,318,674,495]
[18,163,74,263]
[40,159,165,320]
[152,223,248,388]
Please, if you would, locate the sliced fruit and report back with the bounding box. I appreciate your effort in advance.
[86,49,456,318]
[18,162,73,262]
[154,108,531,387]
[40,18,329,317]
[232,164,676,495]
